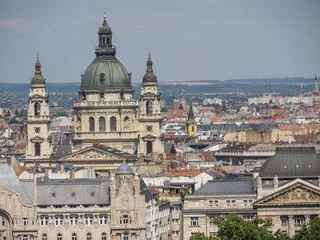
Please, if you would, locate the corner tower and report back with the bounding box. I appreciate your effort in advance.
[26,53,51,163]
[138,51,163,159]
[73,13,139,153]
[109,161,147,239]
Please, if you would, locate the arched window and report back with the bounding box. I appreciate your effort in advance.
[72,233,77,240]
[57,233,62,240]
[110,117,116,132]
[99,117,106,132]
[123,233,129,240]
[147,141,153,154]
[120,215,131,224]
[101,233,107,240]
[99,37,102,46]
[87,233,92,240]
[34,102,40,116]
[35,143,41,156]
[89,117,95,132]
[107,37,110,45]
[103,37,106,45]
[42,234,48,240]
[146,100,153,114]
[22,236,29,240]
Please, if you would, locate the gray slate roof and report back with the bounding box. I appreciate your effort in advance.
[260,147,320,178]
[36,178,110,206]
[193,178,256,195]
[116,160,134,174]
[0,163,34,205]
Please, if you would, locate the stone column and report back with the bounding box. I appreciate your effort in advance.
[305,215,310,224]
[288,215,294,237]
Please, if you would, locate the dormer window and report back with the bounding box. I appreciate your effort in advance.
[99,73,105,86]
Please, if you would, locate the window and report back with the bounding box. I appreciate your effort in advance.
[89,117,95,132]
[146,100,153,114]
[85,215,93,225]
[190,217,199,226]
[35,143,41,156]
[123,233,129,240]
[295,218,304,226]
[172,231,180,236]
[99,73,105,86]
[55,216,63,226]
[172,206,179,212]
[107,37,110,45]
[72,233,77,240]
[243,200,248,206]
[99,117,106,132]
[22,236,29,240]
[248,199,253,205]
[120,215,131,224]
[231,200,236,206]
[209,217,215,225]
[34,102,40,116]
[120,90,124,99]
[110,117,116,131]
[40,216,48,226]
[245,216,254,222]
[209,200,213,206]
[214,200,219,206]
[22,217,28,226]
[57,233,62,240]
[42,233,48,240]
[172,219,180,225]
[2,217,5,226]
[226,200,230,206]
[87,233,92,240]
[101,233,107,240]
[281,216,288,225]
[70,215,78,225]
[100,215,108,225]
[99,92,104,99]
[146,141,153,154]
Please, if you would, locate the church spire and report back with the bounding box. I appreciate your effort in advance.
[187,101,195,124]
[314,74,319,97]
[146,49,153,72]
[31,51,46,86]
[35,50,41,73]
[142,50,157,84]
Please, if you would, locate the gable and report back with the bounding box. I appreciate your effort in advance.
[255,182,320,207]
[59,146,126,163]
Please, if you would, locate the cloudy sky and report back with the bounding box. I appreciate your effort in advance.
[0,0,319,83]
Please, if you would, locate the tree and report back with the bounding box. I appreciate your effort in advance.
[6,110,11,117]
[14,109,19,116]
[294,217,320,240]
[189,232,217,240]
[212,214,291,240]
[256,106,261,112]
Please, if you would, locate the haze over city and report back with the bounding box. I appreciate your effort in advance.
[0,0,320,83]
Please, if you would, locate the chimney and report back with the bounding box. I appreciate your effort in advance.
[70,169,75,179]
[60,164,64,173]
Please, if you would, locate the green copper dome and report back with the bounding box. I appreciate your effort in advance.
[80,16,133,92]
[31,54,46,86]
[80,56,133,91]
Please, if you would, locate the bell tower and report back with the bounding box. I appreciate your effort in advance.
[186,102,197,137]
[312,74,320,107]
[138,51,163,159]
[26,53,51,163]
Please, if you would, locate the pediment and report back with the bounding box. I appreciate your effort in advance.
[255,182,320,207]
[30,136,44,142]
[59,146,127,162]
[142,134,156,140]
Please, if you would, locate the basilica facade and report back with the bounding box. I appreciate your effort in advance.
[25,14,163,166]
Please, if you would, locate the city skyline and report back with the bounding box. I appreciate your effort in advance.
[0,0,320,83]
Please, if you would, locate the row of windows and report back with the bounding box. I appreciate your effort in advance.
[39,215,108,226]
[39,232,106,240]
[89,116,122,132]
[208,199,253,207]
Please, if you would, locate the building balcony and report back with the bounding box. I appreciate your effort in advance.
[74,131,138,140]
[74,100,139,108]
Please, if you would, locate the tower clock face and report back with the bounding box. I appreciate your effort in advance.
[147,125,153,132]
[35,127,41,133]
